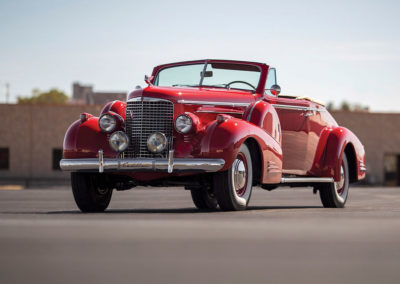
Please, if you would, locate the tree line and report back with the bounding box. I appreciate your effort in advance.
[18,88,68,104]
[326,101,369,112]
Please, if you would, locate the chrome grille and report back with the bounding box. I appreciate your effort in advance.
[125,98,174,158]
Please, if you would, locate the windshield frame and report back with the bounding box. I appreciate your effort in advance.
[151,59,269,94]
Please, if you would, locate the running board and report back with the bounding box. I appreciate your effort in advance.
[280,177,334,183]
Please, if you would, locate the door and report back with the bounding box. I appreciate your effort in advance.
[270,98,311,175]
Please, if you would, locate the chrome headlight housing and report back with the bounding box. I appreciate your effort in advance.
[109,131,129,152]
[147,132,168,153]
[175,114,193,134]
[99,114,116,133]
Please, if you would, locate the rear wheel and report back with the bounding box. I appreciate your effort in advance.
[71,172,113,212]
[318,154,350,208]
[190,188,218,210]
[214,144,253,211]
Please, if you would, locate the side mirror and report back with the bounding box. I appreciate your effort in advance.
[269,84,281,96]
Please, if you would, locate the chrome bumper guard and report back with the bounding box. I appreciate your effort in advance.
[60,150,225,173]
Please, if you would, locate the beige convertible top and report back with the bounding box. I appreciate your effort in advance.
[278,94,325,106]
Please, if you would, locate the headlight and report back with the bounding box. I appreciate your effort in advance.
[109,131,129,152]
[147,132,168,153]
[99,114,116,133]
[175,114,193,134]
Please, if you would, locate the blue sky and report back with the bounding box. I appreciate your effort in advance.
[0,0,399,111]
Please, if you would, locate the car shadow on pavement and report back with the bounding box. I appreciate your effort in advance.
[0,205,322,215]
[44,205,322,214]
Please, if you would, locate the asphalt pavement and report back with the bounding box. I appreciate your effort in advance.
[0,185,399,284]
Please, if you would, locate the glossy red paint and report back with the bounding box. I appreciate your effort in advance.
[244,100,281,144]
[128,86,260,105]
[63,117,121,159]
[310,126,366,182]
[100,100,127,119]
[62,59,365,186]
[198,117,282,183]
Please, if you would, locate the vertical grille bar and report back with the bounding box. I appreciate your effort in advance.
[125,98,174,158]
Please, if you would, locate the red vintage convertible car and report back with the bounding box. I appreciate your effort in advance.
[60,59,366,212]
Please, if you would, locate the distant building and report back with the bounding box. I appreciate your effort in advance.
[332,111,400,186]
[72,82,127,105]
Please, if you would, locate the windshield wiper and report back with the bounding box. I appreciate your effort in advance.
[191,84,230,89]
[172,84,197,87]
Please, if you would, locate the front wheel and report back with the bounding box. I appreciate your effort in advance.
[71,172,113,212]
[317,154,350,208]
[190,188,218,210]
[214,144,253,211]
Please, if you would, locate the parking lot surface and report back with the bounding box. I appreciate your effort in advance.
[0,186,399,284]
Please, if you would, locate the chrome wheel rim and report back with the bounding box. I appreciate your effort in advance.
[334,163,347,203]
[335,165,345,194]
[233,154,248,197]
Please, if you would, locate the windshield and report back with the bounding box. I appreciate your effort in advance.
[154,62,261,92]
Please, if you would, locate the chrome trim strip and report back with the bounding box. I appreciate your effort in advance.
[273,104,308,111]
[272,104,325,112]
[128,97,172,103]
[107,100,117,112]
[246,100,261,121]
[178,99,250,107]
[267,166,280,170]
[196,110,244,114]
[359,161,367,172]
[280,177,334,183]
[267,165,281,173]
[60,158,225,173]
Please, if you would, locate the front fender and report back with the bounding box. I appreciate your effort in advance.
[100,100,126,119]
[63,117,116,159]
[310,126,366,182]
[243,100,282,144]
[200,117,282,183]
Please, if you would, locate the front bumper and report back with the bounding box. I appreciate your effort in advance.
[60,150,225,173]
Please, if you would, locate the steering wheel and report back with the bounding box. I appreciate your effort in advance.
[226,80,256,90]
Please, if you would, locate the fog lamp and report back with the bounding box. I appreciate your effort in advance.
[109,131,129,152]
[147,132,168,153]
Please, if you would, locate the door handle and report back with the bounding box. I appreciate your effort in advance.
[304,111,315,117]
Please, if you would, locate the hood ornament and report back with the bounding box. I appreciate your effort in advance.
[144,75,154,86]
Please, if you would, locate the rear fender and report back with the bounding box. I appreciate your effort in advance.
[310,126,366,182]
[200,117,282,183]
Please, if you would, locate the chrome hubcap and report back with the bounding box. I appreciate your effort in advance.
[233,158,247,192]
[334,165,345,194]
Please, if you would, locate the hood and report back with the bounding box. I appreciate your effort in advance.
[127,86,256,106]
